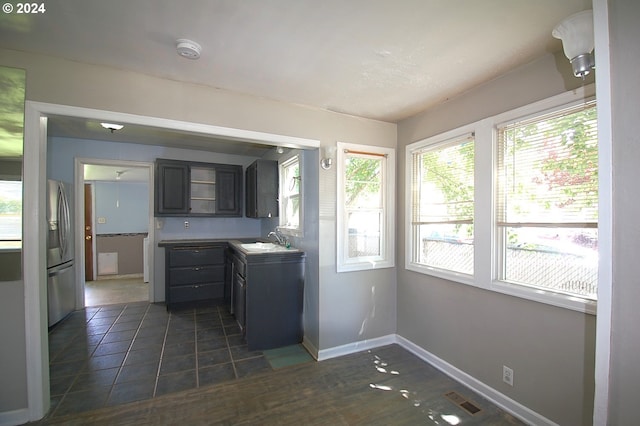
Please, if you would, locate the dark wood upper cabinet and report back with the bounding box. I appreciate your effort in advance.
[245,159,278,218]
[154,159,242,217]
[216,165,243,216]
[155,160,189,215]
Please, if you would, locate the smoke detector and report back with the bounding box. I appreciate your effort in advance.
[176,39,202,60]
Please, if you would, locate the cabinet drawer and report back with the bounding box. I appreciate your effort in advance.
[169,283,224,303]
[169,265,224,286]
[169,247,225,267]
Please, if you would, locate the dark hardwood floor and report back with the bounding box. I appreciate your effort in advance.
[35,341,524,425]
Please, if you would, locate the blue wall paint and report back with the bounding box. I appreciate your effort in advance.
[47,136,264,239]
[94,181,149,234]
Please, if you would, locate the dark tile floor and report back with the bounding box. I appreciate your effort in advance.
[47,302,310,418]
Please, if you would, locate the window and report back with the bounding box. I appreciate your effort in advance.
[279,154,303,235]
[0,180,22,249]
[405,85,597,313]
[407,133,475,276]
[496,100,598,300]
[337,143,395,272]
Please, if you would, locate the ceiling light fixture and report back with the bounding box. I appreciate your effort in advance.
[100,122,124,133]
[552,9,595,79]
[176,38,202,60]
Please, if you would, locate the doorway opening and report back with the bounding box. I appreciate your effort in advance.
[78,159,153,307]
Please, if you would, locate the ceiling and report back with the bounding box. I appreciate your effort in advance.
[0,0,590,159]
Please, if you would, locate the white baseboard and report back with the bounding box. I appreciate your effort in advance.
[0,408,29,426]
[316,334,557,426]
[317,334,396,361]
[395,335,558,426]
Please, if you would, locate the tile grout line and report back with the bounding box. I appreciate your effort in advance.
[152,307,172,398]
[194,308,200,388]
[48,305,125,419]
[222,306,240,379]
[108,303,153,405]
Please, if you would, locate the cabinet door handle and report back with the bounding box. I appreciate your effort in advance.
[193,267,201,271]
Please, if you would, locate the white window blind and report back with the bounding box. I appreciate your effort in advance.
[411,134,475,227]
[496,100,598,298]
[410,134,475,274]
[497,100,598,228]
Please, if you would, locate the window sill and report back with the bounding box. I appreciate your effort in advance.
[491,280,597,315]
[338,259,394,273]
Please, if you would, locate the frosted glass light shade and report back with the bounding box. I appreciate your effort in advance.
[552,9,595,78]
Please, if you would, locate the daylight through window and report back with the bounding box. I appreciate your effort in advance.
[279,155,302,233]
[496,100,598,299]
[337,143,395,272]
[409,134,475,275]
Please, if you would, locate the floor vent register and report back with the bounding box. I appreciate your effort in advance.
[444,391,483,415]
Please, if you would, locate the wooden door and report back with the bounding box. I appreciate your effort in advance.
[84,183,94,281]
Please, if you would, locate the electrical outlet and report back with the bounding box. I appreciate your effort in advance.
[184,220,190,229]
[503,365,514,386]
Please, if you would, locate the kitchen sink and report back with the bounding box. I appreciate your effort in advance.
[240,242,296,252]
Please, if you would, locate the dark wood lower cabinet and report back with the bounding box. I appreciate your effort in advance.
[232,250,305,351]
[160,239,306,351]
[162,242,227,310]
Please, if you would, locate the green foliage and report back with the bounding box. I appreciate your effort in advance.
[535,108,598,208]
[502,104,598,218]
[0,198,21,214]
[421,141,474,221]
[345,156,382,207]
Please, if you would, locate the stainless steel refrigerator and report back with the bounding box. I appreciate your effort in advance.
[47,179,75,327]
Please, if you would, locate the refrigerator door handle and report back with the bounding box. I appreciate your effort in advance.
[58,184,71,258]
[48,262,74,277]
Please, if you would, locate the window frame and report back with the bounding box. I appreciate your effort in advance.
[337,142,395,273]
[405,85,597,315]
[405,125,477,284]
[278,153,303,237]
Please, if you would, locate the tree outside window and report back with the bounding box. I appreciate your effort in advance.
[409,135,475,275]
[279,155,302,234]
[337,143,395,272]
[497,100,598,299]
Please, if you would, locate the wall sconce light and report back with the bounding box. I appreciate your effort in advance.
[320,146,337,170]
[552,9,595,79]
[100,122,124,133]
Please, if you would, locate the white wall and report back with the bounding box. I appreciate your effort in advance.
[396,52,596,425]
[605,0,640,423]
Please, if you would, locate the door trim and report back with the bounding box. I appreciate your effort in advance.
[74,158,154,308]
[84,183,95,282]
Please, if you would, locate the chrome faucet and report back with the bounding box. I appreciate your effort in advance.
[267,230,287,246]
